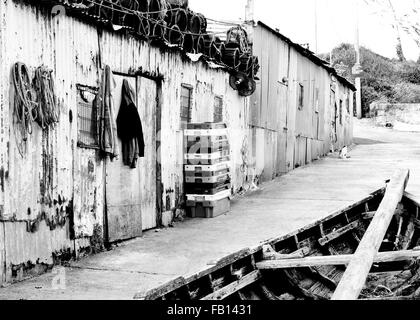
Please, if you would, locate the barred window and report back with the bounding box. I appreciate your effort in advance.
[214,96,223,123]
[180,84,193,129]
[77,84,99,149]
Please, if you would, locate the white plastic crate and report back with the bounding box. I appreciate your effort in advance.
[186,189,232,202]
[184,161,231,172]
[184,128,228,137]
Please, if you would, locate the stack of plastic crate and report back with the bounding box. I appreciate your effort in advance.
[184,123,231,218]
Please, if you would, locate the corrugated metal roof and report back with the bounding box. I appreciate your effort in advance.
[205,21,241,41]
[257,21,356,91]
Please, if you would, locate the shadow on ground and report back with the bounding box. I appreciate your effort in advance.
[353,137,387,145]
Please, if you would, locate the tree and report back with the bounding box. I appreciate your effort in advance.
[321,43,420,114]
[363,0,406,61]
[364,0,420,61]
[398,1,420,59]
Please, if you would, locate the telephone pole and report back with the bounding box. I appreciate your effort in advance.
[245,0,255,45]
[353,0,363,119]
[314,0,319,53]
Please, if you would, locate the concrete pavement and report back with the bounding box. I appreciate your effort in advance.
[0,118,419,300]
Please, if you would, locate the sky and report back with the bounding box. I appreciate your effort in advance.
[189,0,420,61]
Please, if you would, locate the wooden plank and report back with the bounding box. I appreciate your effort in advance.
[206,248,252,267]
[332,168,410,300]
[256,249,420,269]
[404,192,420,206]
[263,246,310,260]
[306,267,338,289]
[360,296,420,301]
[318,221,360,246]
[134,276,186,300]
[201,270,262,300]
[137,76,158,231]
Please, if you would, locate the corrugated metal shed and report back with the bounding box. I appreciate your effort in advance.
[0,0,250,284]
[251,22,355,182]
[0,0,355,285]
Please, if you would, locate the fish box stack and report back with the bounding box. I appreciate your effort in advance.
[184,123,231,218]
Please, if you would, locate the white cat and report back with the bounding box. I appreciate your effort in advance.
[339,146,350,159]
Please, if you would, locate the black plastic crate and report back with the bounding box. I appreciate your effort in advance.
[184,167,230,178]
[186,197,231,218]
[185,173,230,184]
[185,182,231,195]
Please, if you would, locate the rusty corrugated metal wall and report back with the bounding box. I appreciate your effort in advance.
[0,0,250,284]
[251,25,354,181]
[0,1,355,285]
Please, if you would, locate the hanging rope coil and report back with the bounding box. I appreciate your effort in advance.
[33,66,59,129]
[12,63,59,157]
[12,62,37,143]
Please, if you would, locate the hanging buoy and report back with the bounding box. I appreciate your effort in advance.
[151,20,167,40]
[203,37,217,59]
[168,24,184,46]
[166,0,189,9]
[222,47,241,69]
[194,35,205,54]
[167,8,188,32]
[188,12,206,34]
[239,54,252,74]
[148,0,168,20]
[138,14,151,37]
[183,32,195,53]
[138,0,148,12]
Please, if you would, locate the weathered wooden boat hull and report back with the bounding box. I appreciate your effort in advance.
[137,188,420,301]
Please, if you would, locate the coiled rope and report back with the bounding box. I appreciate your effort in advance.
[12,62,37,156]
[33,66,59,129]
[12,63,59,157]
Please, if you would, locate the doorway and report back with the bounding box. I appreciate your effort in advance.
[105,74,158,242]
[330,89,338,150]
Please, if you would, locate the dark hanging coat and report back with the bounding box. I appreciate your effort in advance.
[116,79,145,168]
[95,65,118,158]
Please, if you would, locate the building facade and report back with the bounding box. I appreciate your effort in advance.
[0,1,354,284]
[250,22,355,181]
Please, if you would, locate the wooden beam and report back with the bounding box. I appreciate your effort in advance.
[360,295,420,301]
[256,249,420,269]
[134,276,186,300]
[404,191,420,207]
[331,168,410,300]
[201,270,262,300]
[318,221,360,246]
[262,246,310,260]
